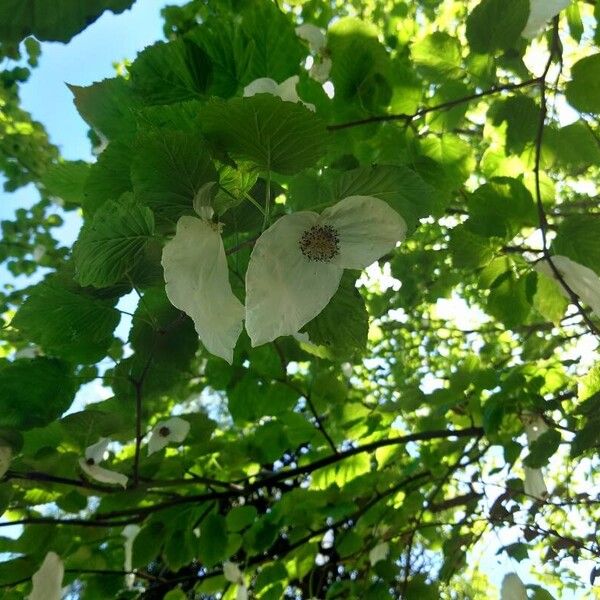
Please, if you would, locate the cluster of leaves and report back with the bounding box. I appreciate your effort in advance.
[1,0,600,599]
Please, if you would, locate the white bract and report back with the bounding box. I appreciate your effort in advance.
[0,445,12,479]
[295,23,327,53]
[245,195,406,346]
[522,414,549,499]
[522,0,571,38]
[535,255,600,318]
[28,552,64,600]
[223,561,243,584]
[500,573,528,600]
[79,437,128,488]
[122,524,141,589]
[162,207,244,364]
[243,75,315,111]
[369,541,389,566]
[147,416,190,455]
[310,56,332,83]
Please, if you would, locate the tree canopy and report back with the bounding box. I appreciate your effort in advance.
[1,0,600,598]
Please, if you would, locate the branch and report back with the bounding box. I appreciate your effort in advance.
[327,79,541,131]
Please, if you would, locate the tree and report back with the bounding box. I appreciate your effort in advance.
[1,0,600,598]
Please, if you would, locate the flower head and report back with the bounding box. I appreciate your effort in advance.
[522,0,571,39]
[245,195,406,346]
[162,206,244,364]
[535,255,600,318]
[147,416,190,455]
[243,75,315,111]
[78,437,128,488]
[28,552,64,600]
[500,573,528,600]
[521,414,549,499]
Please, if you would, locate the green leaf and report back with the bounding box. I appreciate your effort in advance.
[0,0,135,43]
[542,122,600,171]
[12,272,120,363]
[164,590,187,600]
[59,409,125,448]
[199,95,328,175]
[466,0,529,54]
[524,429,562,468]
[486,270,531,328]
[197,513,228,567]
[69,78,140,140]
[129,39,212,105]
[328,17,392,111]
[565,53,600,114]
[533,272,569,324]
[490,95,539,154]
[301,272,368,361]
[226,506,258,532]
[131,129,217,226]
[411,33,462,83]
[332,165,443,231]
[552,216,600,276]
[448,226,496,270]
[41,160,90,208]
[0,358,75,430]
[74,194,155,287]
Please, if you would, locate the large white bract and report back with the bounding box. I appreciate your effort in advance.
[535,255,600,318]
[245,195,406,346]
[243,75,315,111]
[122,524,141,589]
[295,23,327,54]
[522,414,549,499]
[522,0,572,39]
[28,552,64,600]
[162,215,244,364]
[78,437,128,488]
[147,416,190,455]
[500,573,528,600]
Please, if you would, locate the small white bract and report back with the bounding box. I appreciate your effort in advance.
[500,573,528,600]
[79,437,128,488]
[162,209,244,364]
[243,75,315,111]
[295,23,327,54]
[122,524,141,589]
[147,416,190,455]
[369,541,389,566]
[310,56,332,83]
[535,255,600,318]
[522,0,571,39]
[0,445,12,479]
[245,195,406,346]
[522,414,549,499]
[28,552,64,600]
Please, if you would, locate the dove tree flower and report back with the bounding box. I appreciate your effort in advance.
[522,0,571,39]
[369,541,389,566]
[223,561,248,600]
[500,573,528,600]
[522,414,549,499]
[162,205,244,364]
[123,524,141,589]
[295,23,332,82]
[243,75,315,111]
[79,437,128,488]
[147,416,190,455]
[245,195,406,346]
[28,552,64,600]
[535,255,600,318]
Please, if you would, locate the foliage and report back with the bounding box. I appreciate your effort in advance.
[1,0,600,599]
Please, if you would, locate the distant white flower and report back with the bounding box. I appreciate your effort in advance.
[122,524,140,589]
[28,552,64,600]
[535,255,600,318]
[295,23,327,53]
[245,195,406,346]
[147,416,190,456]
[223,561,243,584]
[0,446,12,479]
[32,245,46,262]
[522,0,571,39]
[522,414,549,499]
[78,438,128,488]
[369,541,389,566]
[500,573,528,600]
[310,56,332,83]
[162,206,244,364]
[244,75,315,111]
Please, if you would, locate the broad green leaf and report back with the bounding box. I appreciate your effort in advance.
[565,53,600,114]
[12,272,120,363]
[486,270,532,328]
[129,39,212,105]
[411,33,462,83]
[524,429,562,468]
[0,0,135,43]
[74,194,155,287]
[533,272,568,324]
[466,0,529,54]
[41,160,90,207]
[69,78,140,140]
[490,95,539,154]
[197,513,228,567]
[448,226,496,270]
[226,506,258,532]
[0,358,75,430]
[59,409,125,448]
[199,95,328,175]
[301,272,368,361]
[552,216,600,276]
[131,129,217,225]
[542,122,600,170]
